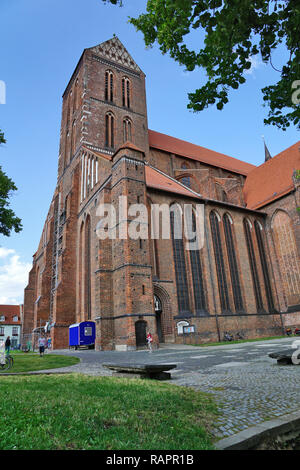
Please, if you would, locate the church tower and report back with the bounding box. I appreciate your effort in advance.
[23,37,152,349]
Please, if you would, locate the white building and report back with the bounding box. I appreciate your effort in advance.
[0,305,23,349]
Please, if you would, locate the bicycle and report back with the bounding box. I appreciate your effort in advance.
[223,331,234,342]
[0,354,14,371]
[235,332,245,341]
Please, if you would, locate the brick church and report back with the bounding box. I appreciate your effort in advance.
[23,37,300,350]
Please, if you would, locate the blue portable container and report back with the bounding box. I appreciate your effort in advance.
[69,321,96,349]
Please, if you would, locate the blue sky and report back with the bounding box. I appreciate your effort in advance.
[0,0,299,303]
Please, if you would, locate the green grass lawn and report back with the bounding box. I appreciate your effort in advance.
[0,353,80,374]
[0,374,218,450]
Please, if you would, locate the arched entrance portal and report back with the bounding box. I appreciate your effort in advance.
[153,285,174,344]
[154,295,164,343]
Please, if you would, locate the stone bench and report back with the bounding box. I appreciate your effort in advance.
[269,349,300,365]
[102,363,177,380]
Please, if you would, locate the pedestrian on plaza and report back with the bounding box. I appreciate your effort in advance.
[38,335,46,357]
[47,337,52,350]
[146,331,153,352]
[5,336,11,356]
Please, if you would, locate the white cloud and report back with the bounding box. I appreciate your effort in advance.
[0,247,15,259]
[0,248,31,304]
[244,56,264,76]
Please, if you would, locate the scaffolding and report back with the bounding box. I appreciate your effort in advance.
[22,330,42,352]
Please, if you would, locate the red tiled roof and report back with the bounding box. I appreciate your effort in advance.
[244,141,300,209]
[0,305,22,325]
[145,165,201,198]
[116,141,144,154]
[148,130,256,176]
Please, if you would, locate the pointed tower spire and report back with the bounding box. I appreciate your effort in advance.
[262,136,272,162]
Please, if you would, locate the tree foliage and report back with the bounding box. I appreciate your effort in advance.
[102,0,300,130]
[0,130,22,236]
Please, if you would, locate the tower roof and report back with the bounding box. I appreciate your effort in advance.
[63,36,143,97]
[88,36,142,74]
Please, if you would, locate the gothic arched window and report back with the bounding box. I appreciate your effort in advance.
[105,112,114,148]
[243,218,264,312]
[170,205,190,315]
[71,120,76,159]
[210,211,231,313]
[254,220,275,312]
[74,78,79,110]
[122,77,130,108]
[105,70,114,102]
[272,210,300,306]
[85,216,91,321]
[189,210,207,315]
[180,163,191,188]
[123,117,132,142]
[223,213,243,312]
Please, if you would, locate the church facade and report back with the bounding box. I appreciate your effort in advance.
[23,37,300,350]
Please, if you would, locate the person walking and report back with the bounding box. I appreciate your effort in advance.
[38,335,46,357]
[5,336,11,356]
[146,332,153,353]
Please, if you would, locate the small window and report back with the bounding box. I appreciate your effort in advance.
[123,118,132,142]
[13,316,19,322]
[0,327,4,336]
[0,316,5,322]
[84,327,92,336]
[180,163,191,187]
[12,327,18,336]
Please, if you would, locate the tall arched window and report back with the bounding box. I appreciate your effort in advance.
[189,211,207,315]
[71,120,76,159]
[74,78,79,110]
[123,117,132,142]
[79,221,84,320]
[122,77,130,108]
[64,129,69,169]
[254,220,275,312]
[170,204,190,315]
[243,218,264,312]
[105,112,114,148]
[36,266,41,300]
[223,213,243,312]
[147,197,160,279]
[210,211,231,313]
[105,70,114,102]
[69,90,73,120]
[272,210,300,306]
[85,216,91,320]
